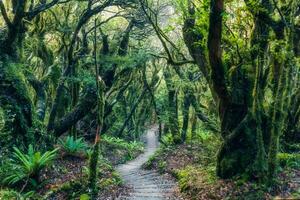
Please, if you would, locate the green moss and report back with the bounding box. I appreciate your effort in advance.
[218,149,254,179]
[88,142,100,196]
[0,107,5,131]
[217,126,257,179]
[0,60,33,146]
[1,61,32,102]
[219,157,236,177]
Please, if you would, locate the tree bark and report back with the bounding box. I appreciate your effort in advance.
[25,71,47,121]
[181,88,190,142]
[0,60,33,146]
[50,83,97,137]
[164,67,180,143]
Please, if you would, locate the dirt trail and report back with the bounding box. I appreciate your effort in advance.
[116,126,183,200]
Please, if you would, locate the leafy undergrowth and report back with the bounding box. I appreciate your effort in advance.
[41,156,125,200]
[145,132,300,200]
[0,135,144,199]
[101,135,144,165]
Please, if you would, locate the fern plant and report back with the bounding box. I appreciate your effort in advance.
[59,136,87,156]
[102,135,144,161]
[3,145,58,186]
[0,189,35,199]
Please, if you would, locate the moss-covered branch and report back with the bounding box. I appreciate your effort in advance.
[50,82,97,137]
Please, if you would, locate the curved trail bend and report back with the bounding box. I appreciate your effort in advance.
[116,126,183,200]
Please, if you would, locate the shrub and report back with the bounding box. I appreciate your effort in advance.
[176,165,216,193]
[0,189,35,199]
[2,145,58,187]
[59,136,87,156]
[102,135,144,162]
[160,133,174,146]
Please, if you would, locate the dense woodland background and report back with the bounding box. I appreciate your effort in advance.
[0,0,299,199]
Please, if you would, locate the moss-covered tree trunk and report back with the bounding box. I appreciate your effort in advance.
[181,87,191,142]
[0,0,69,145]
[0,60,33,146]
[88,23,106,197]
[164,67,180,144]
[206,0,260,178]
[191,110,197,140]
[0,1,34,146]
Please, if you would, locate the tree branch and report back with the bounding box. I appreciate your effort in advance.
[25,71,47,121]
[26,0,71,20]
[51,83,98,137]
[139,0,194,66]
[0,0,12,27]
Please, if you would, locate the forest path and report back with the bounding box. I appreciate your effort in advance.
[116,126,183,200]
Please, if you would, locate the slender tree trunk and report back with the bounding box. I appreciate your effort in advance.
[191,110,197,140]
[164,67,180,144]
[89,21,105,197]
[181,88,191,142]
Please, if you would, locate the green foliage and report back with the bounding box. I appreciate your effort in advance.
[158,161,167,173]
[59,136,87,156]
[54,179,87,199]
[102,135,144,161]
[2,145,58,187]
[143,148,164,170]
[43,64,61,88]
[0,61,33,146]
[0,0,298,198]
[160,133,174,146]
[99,51,151,71]
[277,153,300,169]
[291,189,300,199]
[176,165,217,192]
[0,189,35,200]
[95,155,123,188]
[80,193,90,200]
[283,143,300,152]
[99,171,122,189]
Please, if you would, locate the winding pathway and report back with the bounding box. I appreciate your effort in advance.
[116,126,183,200]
